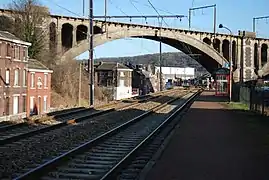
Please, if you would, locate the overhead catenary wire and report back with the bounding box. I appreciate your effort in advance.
[43,0,82,17]
[108,0,129,16]
[128,0,150,55]
[106,0,195,60]
[130,0,177,16]
[146,0,193,55]
[44,0,157,58]
[129,0,144,16]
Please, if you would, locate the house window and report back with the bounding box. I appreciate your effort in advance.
[107,79,112,86]
[44,74,48,87]
[30,96,35,112]
[6,44,11,57]
[23,47,28,61]
[23,69,27,86]
[120,79,124,87]
[100,72,105,77]
[13,95,19,115]
[22,96,26,112]
[5,69,10,85]
[31,73,35,88]
[108,71,112,77]
[120,71,125,77]
[15,46,20,60]
[43,96,47,112]
[37,77,42,88]
[14,68,19,86]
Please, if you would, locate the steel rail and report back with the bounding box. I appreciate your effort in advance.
[14,90,200,180]
[0,89,170,133]
[0,108,114,146]
[0,122,26,132]
[0,89,181,146]
[100,90,201,179]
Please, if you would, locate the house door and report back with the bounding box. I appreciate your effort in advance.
[38,97,42,115]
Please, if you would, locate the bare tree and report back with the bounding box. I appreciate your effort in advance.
[0,15,14,32]
[8,0,50,59]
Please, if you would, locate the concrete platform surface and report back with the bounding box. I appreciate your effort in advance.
[145,91,269,180]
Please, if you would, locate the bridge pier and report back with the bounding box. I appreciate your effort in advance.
[257,44,262,70]
[241,37,257,81]
[219,40,223,56]
[72,27,77,47]
[56,25,62,59]
[267,47,269,66]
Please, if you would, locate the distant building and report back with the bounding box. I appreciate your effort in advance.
[95,62,133,100]
[27,59,53,116]
[125,63,160,95]
[0,31,31,121]
[155,66,195,82]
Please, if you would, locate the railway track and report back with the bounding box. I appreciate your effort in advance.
[0,107,87,133]
[0,89,190,179]
[0,89,181,146]
[13,90,201,180]
[0,121,26,133]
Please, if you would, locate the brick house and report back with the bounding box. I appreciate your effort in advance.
[27,59,53,116]
[95,62,133,100]
[0,31,31,121]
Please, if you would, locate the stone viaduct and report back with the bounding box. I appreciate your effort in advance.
[1,8,269,82]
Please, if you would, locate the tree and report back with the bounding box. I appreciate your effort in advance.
[0,15,14,32]
[8,0,50,59]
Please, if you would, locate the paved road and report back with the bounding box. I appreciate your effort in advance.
[145,91,269,180]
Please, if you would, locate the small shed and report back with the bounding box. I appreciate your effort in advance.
[213,68,230,96]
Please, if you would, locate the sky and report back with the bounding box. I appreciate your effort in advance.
[1,0,269,59]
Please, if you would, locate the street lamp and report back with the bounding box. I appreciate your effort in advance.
[219,23,233,103]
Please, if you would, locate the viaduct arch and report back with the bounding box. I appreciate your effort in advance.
[59,25,228,74]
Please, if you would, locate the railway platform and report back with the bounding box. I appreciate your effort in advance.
[144,91,269,180]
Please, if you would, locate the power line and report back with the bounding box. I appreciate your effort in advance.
[147,0,165,91]
[104,0,159,54]
[130,0,176,15]
[108,0,128,16]
[128,0,150,56]
[50,0,157,56]
[44,0,194,63]
[94,15,184,19]
[147,1,194,56]
[129,0,143,16]
[130,0,189,29]
[43,0,82,17]
[147,0,161,17]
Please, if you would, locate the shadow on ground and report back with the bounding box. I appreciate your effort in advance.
[146,105,269,180]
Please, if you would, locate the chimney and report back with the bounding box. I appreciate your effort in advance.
[136,64,142,70]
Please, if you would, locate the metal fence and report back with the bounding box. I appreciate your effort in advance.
[237,84,269,115]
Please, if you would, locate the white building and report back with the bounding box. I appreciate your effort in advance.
[95,62,135,101]
[155,66,195,82]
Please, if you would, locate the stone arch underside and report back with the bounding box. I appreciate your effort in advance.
[62,23,73,51]
[259,63,269,77]
[62,29,228,73]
